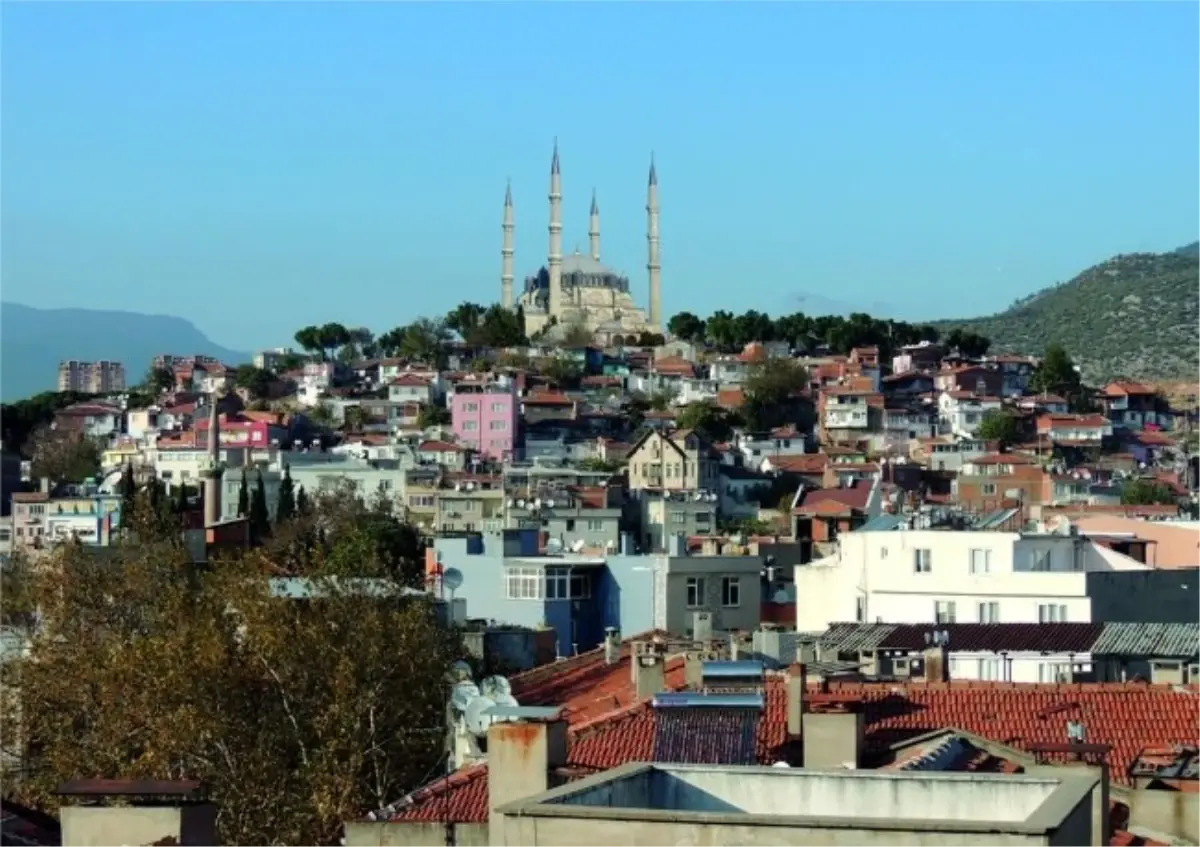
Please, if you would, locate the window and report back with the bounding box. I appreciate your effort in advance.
[855,596,866,623]
[914,549,932,573]
[969,548,991,574]
[981,483,996,496]
[935,600,956,624]
[586,519,604,532]
[1038,663,1071,683]
[721,577,741,607]
[490,402,507,413]
[1038,603,1067,623]
[978,658,1001,681]
[464,402,479,412]
[880,546,889,559]
[671,511,686,525]
[505,567,542,600]
[1030,549,1051,571]
[463,421,478,432]
[489,420,507,431]
[686,577,706,608]
[977,601,1000,623]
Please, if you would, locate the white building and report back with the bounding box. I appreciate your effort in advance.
[937,391,1003,438]
[795,522,1150,635]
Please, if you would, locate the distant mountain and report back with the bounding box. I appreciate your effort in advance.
[933,244,1199,384]
[0,303,250,402]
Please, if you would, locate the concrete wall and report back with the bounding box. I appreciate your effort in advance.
[1086,570,1200,624]
[60,805,217,847]
[344,821,488,847]
[662,556,764,637]
[1124,786,1200,844]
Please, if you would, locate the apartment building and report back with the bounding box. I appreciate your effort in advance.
[56,360,126,393]
[626,429,720,493]
[452,381,518,460]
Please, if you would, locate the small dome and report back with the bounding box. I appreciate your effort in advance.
[561,249,614,276]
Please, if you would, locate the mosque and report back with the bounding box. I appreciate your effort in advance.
[501,142,661,344]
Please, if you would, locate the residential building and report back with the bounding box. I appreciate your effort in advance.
[52,402,123,439]
[794,517,1196,634]
[791,477,883,558]
[387,374,433,405]
[626,429,720,493]
[819,387,880,443]
[452,382,518,460]
[953,453,1048,514]
[505,485,623,552]
[640,490,718,551]
[56,359,126,393]
[521,391,578,426]
[1097,381,1168,430]
[933,365,1003,397]
[986,354,1037,396]
[734,426,808,471]
[438,474,506,534]
[416,440,468,471]
[891,341,944,374]
[881,405,936,450]
[1036,413,1113,447]
[914,436,992,473]
[9,491,121,550]
[938,391,1003,438]
[253,347,295,372]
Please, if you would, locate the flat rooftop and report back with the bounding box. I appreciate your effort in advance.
[497,763,1099,837]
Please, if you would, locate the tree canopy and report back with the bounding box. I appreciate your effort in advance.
[1,481,458,846]
[1030,344,1092,413]
[675,401,739,443]
[976,409,1020,446]
[1120,478,1179,507]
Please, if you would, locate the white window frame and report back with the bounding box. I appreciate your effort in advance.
[721,576,741,608]
[686,576,706,608]
[505,566,543,600]
[978,658,1001,681]
[934,600,956,624]
[1037,603,1067,623]
[977,601,1000,623]
[914,548,932,573]
[969,548,992,575]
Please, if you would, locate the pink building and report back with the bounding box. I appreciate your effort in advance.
[451,382,518,460]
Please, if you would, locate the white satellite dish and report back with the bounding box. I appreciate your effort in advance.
[464,695,498,737]
[545,538,565,555]
[545,499,555,509]
[480,675,512,700]
[570,539,586,553]
[443,567,464,593]
[451,681,481,713]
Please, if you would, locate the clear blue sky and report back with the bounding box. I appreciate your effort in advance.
[3,1,1197,351]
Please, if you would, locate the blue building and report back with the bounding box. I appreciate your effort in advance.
[434,530,765,657]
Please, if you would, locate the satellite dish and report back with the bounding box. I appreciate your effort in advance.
[443,567,464,592]
[465,695,498,737]
[546,538,565,555]
[451,660,473,682]
[451,681,481,712]
[772,761,791,768]
[480,675,512,700]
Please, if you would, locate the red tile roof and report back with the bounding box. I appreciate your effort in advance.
[385,677,1200,824]
[793,482,873,514]
[417,440,462,453]
[523,392,575,407]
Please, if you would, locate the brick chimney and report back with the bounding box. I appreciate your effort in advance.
[56,780,217,847]
[802,702,865,770]
[488,718,568,835]
[786,662,807,736]
[631,643,666,699]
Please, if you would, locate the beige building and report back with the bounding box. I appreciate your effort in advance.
[626,429,720,493]
[508,143,661,344]
[57,359,126,393]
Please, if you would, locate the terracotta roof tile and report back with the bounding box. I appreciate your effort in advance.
[386,678,1199,824]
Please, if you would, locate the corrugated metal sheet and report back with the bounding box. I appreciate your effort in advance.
[1092,623,1200,658]
[856,514,905,533]
[819,622,898,652]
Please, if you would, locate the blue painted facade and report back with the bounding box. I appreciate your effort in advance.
[435,529,657,657]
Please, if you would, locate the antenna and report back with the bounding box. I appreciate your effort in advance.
[442,567,464,597]
[545,538,565,555]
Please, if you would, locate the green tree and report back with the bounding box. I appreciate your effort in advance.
[276,465,296,524]
[560,317,595,348]
[143,366,176,394]
[250,470,270,540]
[676,401,738,443]
[742,357,811,432]
[296,485,310,517]
[417,404,451,429]
[234,365,275,400]
[976,409,1020,445]
[2,521,462,845]
[1030,343,1091,412]
[477,304,528,348]
[1120,479,1179,506]
[1,391,97,454]
[237,469,250,518]
[174,481,189,514]
[343,404,367,432]
[293,325,325,360]
[540,357,582,387]
[667,311,706,342]
[28,427,101,485]
[635,331,666,347]
[446,302,487,342]
[119,463,137,525]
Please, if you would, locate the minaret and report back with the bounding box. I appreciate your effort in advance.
[501,180,515,309]
[646,154,661,330]
[589,189,601,261]
[201,393,223,527]
[547,140,563,321]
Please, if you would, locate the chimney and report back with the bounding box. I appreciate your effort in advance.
[802,702,865,770]
[488,718,568,834]
[684,651,704,689]
[786,662,807,736]
[631,644,666,699]
[603,626,620,665]
[57,780,217,847]
[923,642,950,683]
[39,477,51,495]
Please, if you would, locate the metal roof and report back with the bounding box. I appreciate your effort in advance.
[1091,623,1200,658]
[973,507,1020,530]
[818,622,899,653]
[856,514,905,533]
[818,622,1105,654]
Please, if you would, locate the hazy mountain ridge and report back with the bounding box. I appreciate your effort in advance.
[0,302,250,401]
[933,243,1200,384]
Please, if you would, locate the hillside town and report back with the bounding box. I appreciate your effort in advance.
[2,311,1199,846]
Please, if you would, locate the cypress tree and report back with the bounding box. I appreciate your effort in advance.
[237,469,250,517]
[296,485,310,517]
[250,469,270,539]
[276,464,296,523]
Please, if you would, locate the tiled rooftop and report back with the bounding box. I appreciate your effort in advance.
[383,664,1199,825]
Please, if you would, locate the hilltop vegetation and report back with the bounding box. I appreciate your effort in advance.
[935,246,1199,384]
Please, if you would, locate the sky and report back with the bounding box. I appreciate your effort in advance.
[2,1,1197,351]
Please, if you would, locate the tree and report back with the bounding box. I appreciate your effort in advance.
[119,464,137,524]
[250,470,270,540]
[174,481,190,514]
[539,357,582,387]
[742,357,811,432]
[1120,479,1179,506]
[635,331,666,347]
[144,366,176,394]
[417,405,451,429]
[1,516,462,845]
[1030,343,1091,413]
[293,325,324,360]
[296,485,310,518]
[559,317,594,348]
[28,427,101,485]
[386,318,451,364]
[667,312,706,342]
[445,302,486,343]
[676,401,738,443]
[233,365,275,400]
[477,305,527,348]
[237,469,250,518]
[343,405,366,433]
[1,391,97,455]
[976,410,1020,445]
[276,465,296,524]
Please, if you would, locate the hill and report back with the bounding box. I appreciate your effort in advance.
[0,303,250,402]
[934,245,1199,384]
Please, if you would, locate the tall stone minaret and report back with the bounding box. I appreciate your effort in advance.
[501,180,515,309]
[547,140,563,321]
[201,393,223,527]
[646,154,662,330]
[589,189,601,261]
